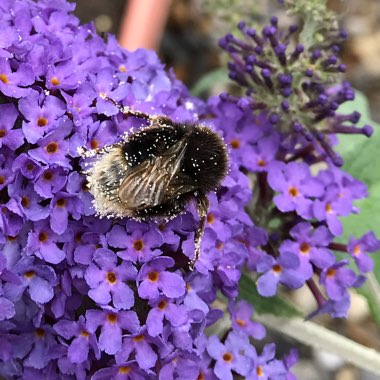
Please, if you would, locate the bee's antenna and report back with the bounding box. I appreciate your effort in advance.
[104,96,172,126]
[104,96,153,121]
[189,192,209,270]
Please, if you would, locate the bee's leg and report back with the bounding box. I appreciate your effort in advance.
[189,192,209,270]
[77,143,118,158]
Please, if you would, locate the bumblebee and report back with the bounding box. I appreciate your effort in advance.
[80,101,228,268]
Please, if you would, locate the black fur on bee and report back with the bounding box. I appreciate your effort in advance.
[79,100,229,268]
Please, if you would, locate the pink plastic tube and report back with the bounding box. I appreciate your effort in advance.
[118,0,172,51]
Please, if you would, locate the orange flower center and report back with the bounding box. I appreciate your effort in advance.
[300,242,311,254]
[327,268,336,278]
[222,352,234,362]
[272,264,282,273]
[107,271,117,284]
[325,203,333,213]
[21,196,30,208]
[133,335,144,342]
[24,270,36,279]
[148,271,159,282]
[56,198,66,208]
[133,239,144,251]
[35,328,45,338]
[45,142,58,154]
[119,65,127,73]
[80,330,90,338]
[257,159,266,167]
[37,117,48,127]
[353,245,361,256]
[230,138,240,149]
[288,186,299,197]
[107,313,117,323]
[39,232,48,242]
[118,366,132,374]
[43,171,53,181]
[257,365,264,376]
[207,213,215,224]
[236,318,246,327]
[0,74,9,84]
[50,77,61,86]
[90,139,99,149]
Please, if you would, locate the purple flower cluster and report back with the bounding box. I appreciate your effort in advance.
[214,17,380,318]
[0,0,295,378]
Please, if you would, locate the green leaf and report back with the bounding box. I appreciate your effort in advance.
[335,90,380,324]
[190,68,229,97]
[336,91,380,277]
[340,183,380,281]
[239,274,302,317]
[337,91,380,186]
[336,91,380,177]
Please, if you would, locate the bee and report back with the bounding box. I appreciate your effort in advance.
[79,99,229,269]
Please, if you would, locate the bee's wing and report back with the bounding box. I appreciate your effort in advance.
[118,139,194,209]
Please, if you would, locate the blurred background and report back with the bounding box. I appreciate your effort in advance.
[69,1,380,379]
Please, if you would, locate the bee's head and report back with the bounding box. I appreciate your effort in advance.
[183,125,229,192]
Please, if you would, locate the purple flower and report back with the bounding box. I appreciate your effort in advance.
[320,260,364,301]
[18,325,64,370]
[0,283,15,320]
[245,134,280,172]
[115,329,158,370]
[28,121,72,168]
[12,153,43,181]
[268,162,324,219]
[313,169,367,236]
[146,297,188,337]
[347,232,380,273]
[0,60,34,98]
[86,309,140,355]
[0,103,24,150]
[309,295,351,319]
[34,166,67,198]
[54,316,100,363]
[257,252,305,296]
[4,256,56,304]
[26,220,65,264]
[159,351,204,380]
[9,182,49,222]
[279,222,335,273]
[137,257,186,301]
[246,343,287,380]
[183,272,214,316]
[207,331,253,380]
[229,300,266,340]
[108,222,163,263]
[61,85,96,127]
[92,361,152,380]
[84,249,137,310]
[19,91,66,144]
[49,191,83,234]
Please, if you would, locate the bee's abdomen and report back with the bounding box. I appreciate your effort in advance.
[183,126,228,191]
